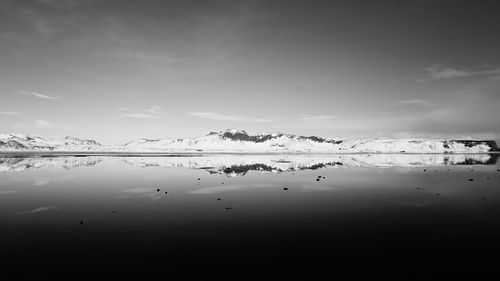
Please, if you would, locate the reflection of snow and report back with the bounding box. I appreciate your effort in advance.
[123,154,497,176]
[0,154,496,174]
[0,157,101,172]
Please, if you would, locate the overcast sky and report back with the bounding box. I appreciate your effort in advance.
[1,0,499,143]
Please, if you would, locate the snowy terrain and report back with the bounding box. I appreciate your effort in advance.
[0,129,498,153]
[0,134,101,151]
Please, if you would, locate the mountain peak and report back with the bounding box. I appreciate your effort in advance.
[224,129,248,135]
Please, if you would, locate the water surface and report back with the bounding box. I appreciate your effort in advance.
[1,154,499,277]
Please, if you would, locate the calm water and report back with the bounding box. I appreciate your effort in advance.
[1,154,500,277]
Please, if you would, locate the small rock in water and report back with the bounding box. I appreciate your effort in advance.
[322,177,325,179]
[217,198,221,201]
[468,178,474,181]
[283,187,288,191]
[225,207,233,210]
[165,191,168,194]
[436,193,440,196]
[316,179,320,181]
[197,178,201,180]
[423,169,427,172]
[156,189,160,192]
[80,221,84,225]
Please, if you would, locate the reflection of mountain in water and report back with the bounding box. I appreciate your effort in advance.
[122,154,498,177]
[0,157,102,172]
[0,154,497,174]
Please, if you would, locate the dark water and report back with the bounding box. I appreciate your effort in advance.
[1,154,499,277]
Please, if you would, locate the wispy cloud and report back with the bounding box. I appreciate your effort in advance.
[0,111,21,115]
[34,119,75,130]
[299,114,340,122]
[141,105,166,115]
[424,64,500,80]
[120,105,166,119]
[399,99,433,106]
[19,90,61,100]
[121,113,159,119]
[188,112,277,122]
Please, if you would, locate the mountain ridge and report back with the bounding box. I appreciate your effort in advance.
[0,129,498,153]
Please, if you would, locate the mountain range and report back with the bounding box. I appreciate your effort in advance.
[0,129,498,153]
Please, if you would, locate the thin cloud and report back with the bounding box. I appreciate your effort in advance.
[34,119,75,130]
[20,90,61,100]
[424,64,500,80]
[299,114,340,122]
[399,99,433,106]
[142,105,166,115]
[120,105,166,118]
[188,112,277,122]
[0,111,21,115]
[121,113,159,119]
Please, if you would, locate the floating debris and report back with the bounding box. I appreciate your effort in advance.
[225,207,233,210]
[217,198,221,201]
[80,221,84,225]
[468,178,474,181]
[156,188,160,192]
[283,187,288,191]
[436,193,440,196]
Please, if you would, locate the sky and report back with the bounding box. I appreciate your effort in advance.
[1,0,500,144]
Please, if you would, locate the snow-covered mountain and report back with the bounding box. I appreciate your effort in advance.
[1,129,498,153]
[121,129,498,153]
[0,134,101,151]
